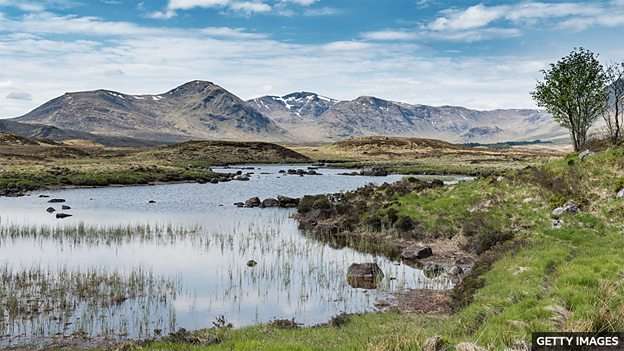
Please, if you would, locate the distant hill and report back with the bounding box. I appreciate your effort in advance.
[7,80,567,145]
[13,81,288,143]
[139,140,310,165]
[0,120,162,147]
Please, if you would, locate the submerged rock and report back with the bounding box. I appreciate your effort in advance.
[62,205,71,210]
[38,194,50,198]
[400,245,433,260]
[346,263,384,289]
[48,198,66,203]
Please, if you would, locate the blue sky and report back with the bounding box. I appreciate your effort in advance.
[0,0,623,117]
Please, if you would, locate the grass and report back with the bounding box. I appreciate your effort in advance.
[100,146,624,351]
[292,136,562,176]
[0,139,310,195]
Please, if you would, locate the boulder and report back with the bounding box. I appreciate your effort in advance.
[48,198,66,203]
[448,265,464,276]
[551,200,578,218]
[62,205,71,210]
[579,149,593,160]
[261,198,280,208]
[400,245,433,260]
[617,188,624,198]
[423,336,447,351]
[456,342,486,351]
[56,213,72,219]
[277,195,299,208]
[346,263,384,289]
[46,207,56,213]
[244,197,261,208]
[552,218,563,229]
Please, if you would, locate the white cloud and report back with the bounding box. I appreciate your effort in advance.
[322,41,372,51]
[6,91,32,100]
[282,0,318,6]
[0,7,621,119]
[363,1,624,43]
[152,0,272,18]
[428,1,623,32]
[362,30,419,41]
[303,6,340,16]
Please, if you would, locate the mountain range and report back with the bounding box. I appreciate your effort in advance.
[3,80,567,146]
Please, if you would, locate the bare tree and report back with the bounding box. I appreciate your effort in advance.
[532,48,608,151]
[603,62,624,144]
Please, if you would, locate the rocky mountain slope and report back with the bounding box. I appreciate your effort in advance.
[9,81,565,145]
[248,93,566,143]
[0,119,161,147]
[13,81,288,143]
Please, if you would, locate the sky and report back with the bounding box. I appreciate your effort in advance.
[0,0,623,117]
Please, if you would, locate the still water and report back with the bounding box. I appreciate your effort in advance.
[0,165,466,346]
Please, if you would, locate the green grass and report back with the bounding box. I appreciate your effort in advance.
[70,147,624,350]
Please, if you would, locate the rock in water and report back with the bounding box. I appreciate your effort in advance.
[56,213,72,219]
[277,195,299,208]
[62,205,71,210]
[233,202,244,208]
[46,207,56,213]
[244,197,261,208]
[346,263,384,289]
[246,260,257,267]
[261,198,280,208]
[400,245,433,260]
[360,167,388,176]
[48,198,66,203]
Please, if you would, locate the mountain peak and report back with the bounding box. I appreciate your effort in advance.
[166,80,221,97]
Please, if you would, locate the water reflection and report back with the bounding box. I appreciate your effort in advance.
[0,165,462,347]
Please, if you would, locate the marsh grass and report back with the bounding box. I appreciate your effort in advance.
[0,266,179,346]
